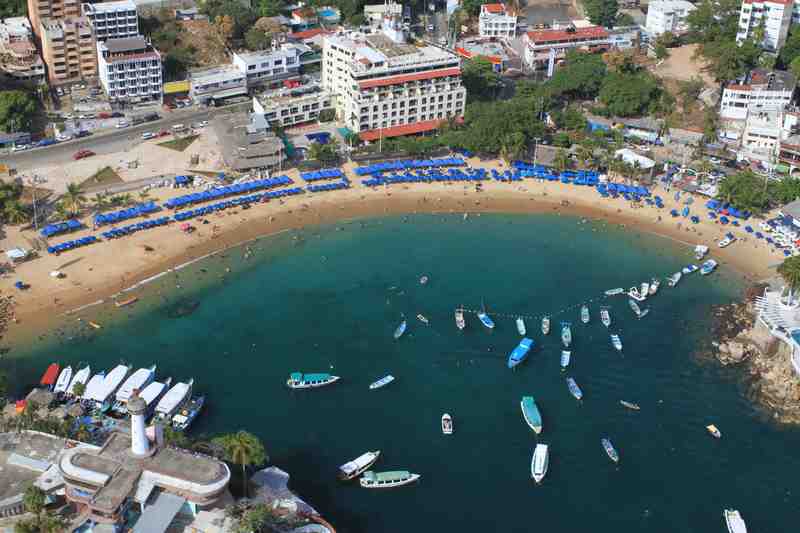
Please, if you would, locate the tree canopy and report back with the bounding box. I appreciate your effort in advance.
[546,51,608,100]
[0,0,25,17]
[461,57,501,102]
[598,72,662,117]
[0,91,36,132]
[212,431,267,497]
[778,256,800,290]
[584,0,618,27]
[244,27,272,50]
[200,0,257,38]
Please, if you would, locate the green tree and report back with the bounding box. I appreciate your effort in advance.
[500,131,526,161]
[789,56,800,80]
[553,106,587,132]
[3,200,29,225]
[73,423,91,443]
[256,0,286,17]
[212,431,267,497]
[164,426,191,448]
[244,27,272,51]
[22,486,45,516]
[553,148,570,172]
[584,0,618,27]
[654,42,669,60]
[0,0,26,18]
[71,382,86,398]
[546,51,607,100]
[678,77,705,112]
[778,256,800,290]
[461,57,501,102]
[598,72,660,117]
[200,0,257,39]
[61,183,86,216]
[0,91,37,132]
[461,0,482,16]
[716,171,770,212]
[778,26,800,68]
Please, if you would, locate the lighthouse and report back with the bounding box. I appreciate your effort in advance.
[127,390,150,457]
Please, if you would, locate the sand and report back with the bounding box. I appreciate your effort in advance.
[0,156,780,343]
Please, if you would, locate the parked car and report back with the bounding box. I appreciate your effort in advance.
[709,156,721,165]
[11,144,29,152]
[73,149,95,160]
[97,112,111,119]
[37,138,57,147]
[157,130,170,137]
[141,132,155,140]
[116,120,129,128]
[55,134,73,142]
[64,113,74,119]
[75,130,91,138]
[111,112,125,118]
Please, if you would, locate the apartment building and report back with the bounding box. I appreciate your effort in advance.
[26,0,80,38]
[523,26,609,70]
[0,17,45,82]
[82,0,139,41]
[736,0,793,53]
[720,69,796,121]
[322,17,466,141]
[189,65,247,103]
[39,16,96,84]
[644,0,696,36]
[97,36,161,102]
[478,3,517,39]
[252,86,332,127]
[231,44,301,87]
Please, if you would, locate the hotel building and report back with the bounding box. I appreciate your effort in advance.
[97,35,162,103]
[522,26,609,70]
[81,0,139,41]
[478,3,517,39]
[26,0,80,38]
[0,17,45,83]
[39,16,96,84]
[736,0,793,53]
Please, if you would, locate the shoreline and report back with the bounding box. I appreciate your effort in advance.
[0,166,778,348]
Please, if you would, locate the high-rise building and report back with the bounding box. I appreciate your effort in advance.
[26,0,80,39]
[39,16,96,84]
[736,0,794,53]
[81,0,139,41]
[644,0,696,36]
[97,35,162,102]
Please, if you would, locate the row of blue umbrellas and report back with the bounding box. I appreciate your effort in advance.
[101,217,171,239]
[307,180,350,192]
[164,176,294,209]
[94,202,159,227]
[41,219,81,238]
[301,168,344,182]
[354,157,466,176]
[47,236,97,254]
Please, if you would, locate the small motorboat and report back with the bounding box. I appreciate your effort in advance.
[455,307,466,330]
[441,413,453,435]
[88,321,102,330]
[718,234,736,248]
[605,288,624,296]
[620,400,640,411]
[629,298,642,316]
[508,338,534,369]
[115,296,138,308]
[516,316,526,336]
[700,259,718,275]
[360,470,420,489]
[682,264,699,274]
[637,308,649,319]
[338,451,381,481]
[478,309,495,329]
[531,443,549,484]
[706,424,721,439]
[394,320,407,339]
[628,286,646,302]
[286,373,340,389]
[640,282,650,298]
[417,314,429,325]
[560,350,570,370]
[601,437,619,463]
[521,396,543,434]
[419,275,429,285]
[580,305,589,324]
[369,375,395,390]
[668,271,682,287]
[541,316,550,335]
[724,509,748,533]
[649,278,660,295]
[566,377,582,400]
[600,307,611,328]
[561,322,572,348]
[694,244,709,260]
[610,334,622,351]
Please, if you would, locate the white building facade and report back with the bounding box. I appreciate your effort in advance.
[478,3,517,39]
[522,26,610,70]
[0,17,45,82]
[189,65,247,102]
[252,87,332,127]
[719,69,796,121]
[81,0,139,41]
[97,36,162,103]
[644,0,696,36]
[736,0,793,53]
[232,44,301,87]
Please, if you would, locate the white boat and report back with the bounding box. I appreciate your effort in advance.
[88,364,131,409]
[455,307,465,330]
[287,372,340,389]
[561,322,572,348]
[560,350,571,370]
[637,308,649,319]
[620,400,640,410]
[580,305,589,324]
[605,288,624,296]
[394,320,407,339]
[600,307,611,328]
[628,286,646,302]
[682,264,699,274]
[419,275,428,285]
[441,413,453,435]
[516,317,527,336]
[370,375,395,390]
[338,451,381,480]
[700,259,718,275]
[566,377,583,400]
[360,470,420,488]
[67,365,91,396]
[541,316,550,335]
[139,378,171,408]
[724,509,748,533]
[694,244,709,260]
[706,424,722,439]
[668,272,682,287]
[53,366,73,394]
[602,438,619,463]
[640,282,650,297]
[531,443,549,484]
[478,303,495,329]
[649,278,659,295]
[81,371,106,402]
[610,334,622,351]
[718,236,735,248]
[154,379,193,421]
[114,365,156,405]
[417,314,429,324]
[628,298,642,316]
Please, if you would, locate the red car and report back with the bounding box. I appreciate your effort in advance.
[73,149,95,160]
[157,130,170,137]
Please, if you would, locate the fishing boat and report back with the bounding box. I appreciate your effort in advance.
[88,321,102,329]
[394,320,407,339]
[359,470,420,489]
[338,451,381,481]
[541,316,550,335]
[706,424,722,439]
[112,364,157,414]
[369,375,395,390]
[39,363,60,390]
[507,338,534,369]
[172,395,205,432]
[600,307,611,327]
[139,378,171,411]
[580,305,590,324]
[605,288,624,296]
[286,373,340,389]
[66,365,91,396]
[531,443,549,484]
[561,322,572,348]
[628,286,646,302]
[87,364,131,411]
[640,282,650,297]
[53,366,73,394]
[610,334,622,351]
[560,350,571,370]
[520,396,543,434]
[115,296,138,308]
[601,438,619,463]
[668,271,682,287]
[718,234,736,248]
[441,413,453,435]
[455,307,466,330]
[620,400,640,411]
[629,299,642,316]
[682,264,699,274]
[724,509,748,533]
[649,278,660,295]
[154,379,193,422]
[477,308,495,330]
[694,244,709,260]
[700,259,718,275]
[516,317,527,336]
[566,377,583,400]
[417,314,429,325]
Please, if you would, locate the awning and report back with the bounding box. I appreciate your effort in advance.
[133,491,186,533]
[359,119,444,142]
[163,80,190,94]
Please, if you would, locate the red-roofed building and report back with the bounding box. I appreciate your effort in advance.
[359,119,444,141]
[522,25,609,70]
[479,3,517,38]
[289,28,331,43]
[291,7,318,28]
[736,0,793,52]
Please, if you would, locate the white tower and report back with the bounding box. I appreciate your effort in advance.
[128,390,150,457]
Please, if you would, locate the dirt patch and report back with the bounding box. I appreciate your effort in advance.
[652,44,715,87]
[158,135,200,152]
[79,166,124,189]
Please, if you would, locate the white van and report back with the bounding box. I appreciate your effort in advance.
[172,123,187,132]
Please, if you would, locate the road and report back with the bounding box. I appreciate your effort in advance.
[2,106,219,174]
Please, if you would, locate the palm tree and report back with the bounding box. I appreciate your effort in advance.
[138,190,151,203]
[50,201,70,222]
[22,486,45,516]
[778,256,800,290]
[553,148,570,172]
[92,193,109,213]
[212,431,267,497]
[61,183,86,216]
[3,200,29,224]
[71,382,86,398]
[575,145,593,169]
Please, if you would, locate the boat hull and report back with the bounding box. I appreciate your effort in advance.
[287,376,341,389]
[359,474,420,489]
[338,451,381,481]
[521,398,543,434]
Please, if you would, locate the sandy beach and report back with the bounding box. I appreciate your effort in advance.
[0,156,780,344]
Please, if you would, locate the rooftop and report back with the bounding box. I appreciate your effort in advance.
[0,431,69,504]
[525,25,609,44]
[482,3,507,14]
[190,65,245,84]
[103,36,148,53]
[326,30,458,74]
[647,0,696,10]
[82,0,136,14]
[214,113,285,171]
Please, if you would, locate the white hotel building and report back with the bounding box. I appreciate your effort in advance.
[736,0,793,53]
[719,69,796,121]
[81,0,139,41]
[321,19,466,141]
[97,36,162,103]
[644,0,696,36]
[478,3,517,39]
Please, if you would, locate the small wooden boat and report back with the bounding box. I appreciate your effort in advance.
[580,305,589,324]
[286,372,340,389]
[338,450,381,480]
[393,320,407,339]
[649,278,660,295]
[706,424,721,439]
[369,375,395,390]
[605,288,624,296]
[561,322,572,348]
[417,314,429,324]
[601,438,619,463]
[455,307,466,330]
[541,316,550,335]
[520,396,543,434]
[360,470,420,489]
[560,350,570,370]
[566,377,583,400]
[620,400,640,410]
[600,307,611,328]
[115,296,138,308]
[88,321,102,329]
[724,509,748,533]
[441,413,453,435]
[610,334,622,351]
[531,443,549,484]
[516,316,526,336]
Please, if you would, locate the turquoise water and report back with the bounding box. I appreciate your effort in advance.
[6,214,800,532]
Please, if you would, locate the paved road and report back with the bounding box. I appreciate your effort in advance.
[2,107,218,174]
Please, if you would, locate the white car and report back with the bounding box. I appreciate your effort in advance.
[11,144,29,152]
[141,132,155,140]
[198,120,208,127]
[116,120,129,128]
[56,134,73,142]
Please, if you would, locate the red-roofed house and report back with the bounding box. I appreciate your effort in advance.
[522,26,609,70]
[291,7,319,29]
[479,3,517,38]
[736,0,793,52]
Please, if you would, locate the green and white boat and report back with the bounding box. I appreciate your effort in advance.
[286,372,340,389]
[359,470,420,489]
[521,396,543,434]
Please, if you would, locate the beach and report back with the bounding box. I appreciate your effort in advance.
[0,156,778,344]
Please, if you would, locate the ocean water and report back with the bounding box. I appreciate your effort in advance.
[6,213,800,533]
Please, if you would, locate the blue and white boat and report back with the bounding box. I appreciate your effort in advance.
[561,322,572,348]
[700,259,718,275]
[560,350,570,370]
[610,334,623,351]
[508,338,534,369]
[520,396,543,434]
[394,320,407,339]
[287,372,340,389]
[601,437,619,463]
[478,304,495,330]
[682,264,699,274]
[566,377,583,400]
[172,395,205,432]
[369,375,395,390]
